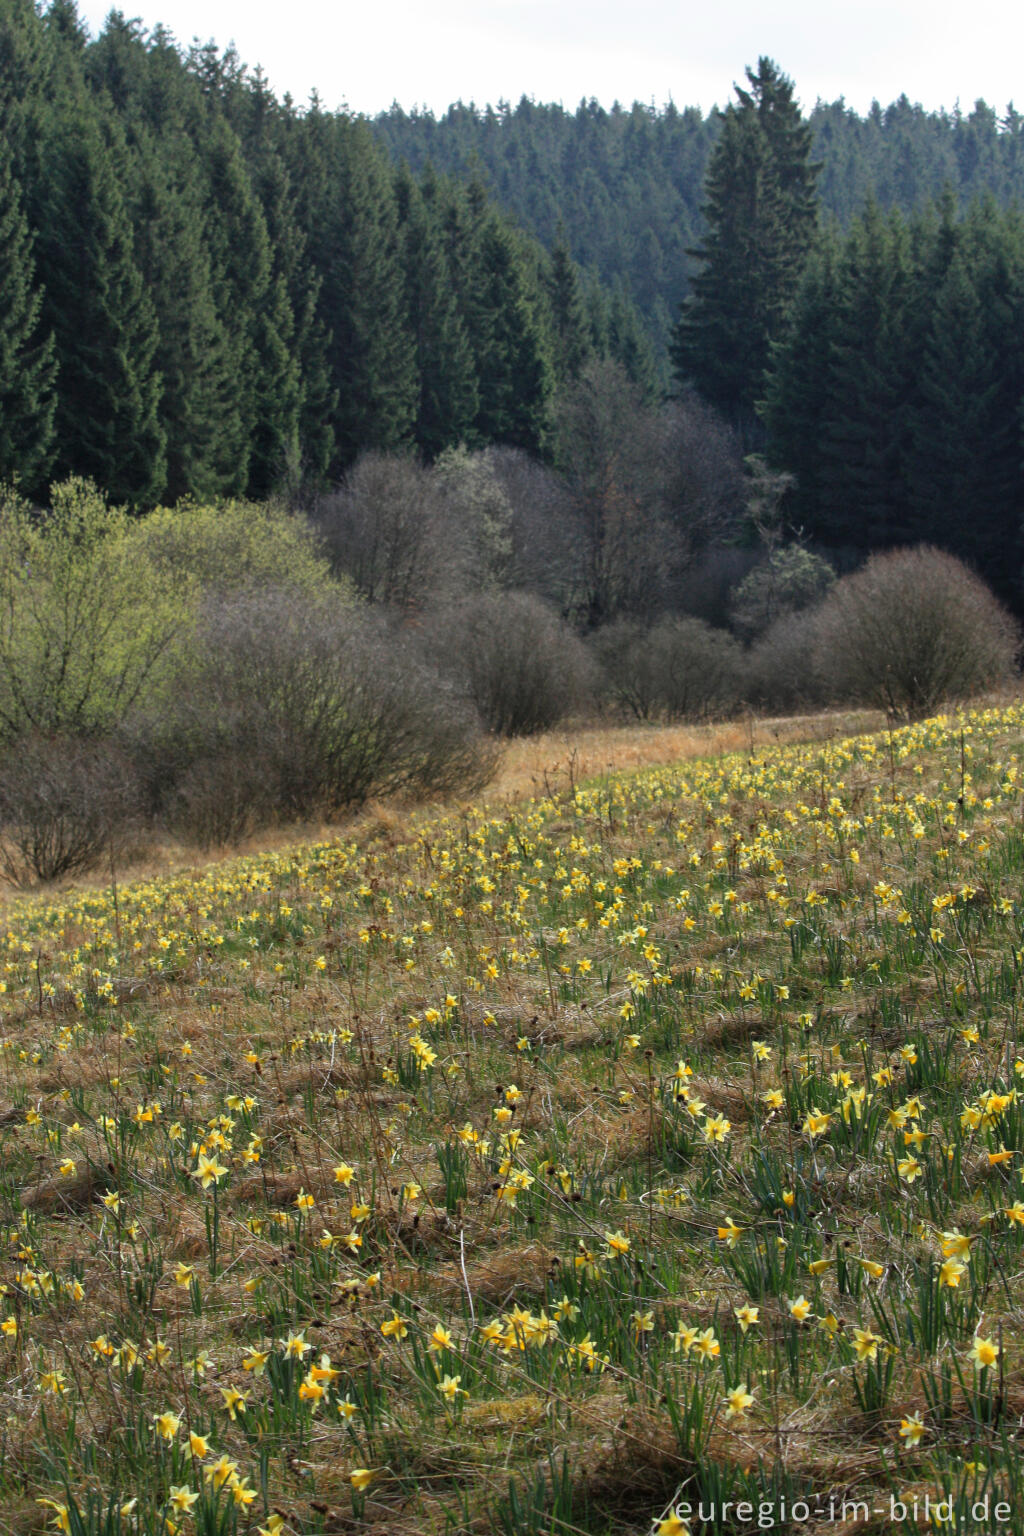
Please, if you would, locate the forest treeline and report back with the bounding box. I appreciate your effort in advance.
[374,87,1024,360]
[3,1,1024,606]
[0,0,654,506]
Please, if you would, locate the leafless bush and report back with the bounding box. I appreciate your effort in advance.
[482,446,582,607]
[814,546,1019,721]
[744,608,833,715]
[655,391,747,577]
[673,546,758,627]
[593,616,744,722]
[314,452,445,609]
[426,592,594,736]
[134,590,495,845]
[550,361,746,626]
[0,734,141,885]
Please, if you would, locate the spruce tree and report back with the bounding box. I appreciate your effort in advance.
[0,140,56,491]
[201,117,288,497]
[250,147,334,492]
[671,58,819,437]
[305,116,418,469]
[814,202,918,549]
[131,129,241,503]
[545,234,593,386]
[394,164,478,458]
[455,193,552,453]
[907,203,1024,597]
[35,105,166,504]
[760,228,841,536]
[605,278,660,401]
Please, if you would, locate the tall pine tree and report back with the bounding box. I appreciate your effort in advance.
[394,163,478,458]
[672,58,819,439]
[0,139,56,490]
[303,114,417,470]
[35,103,166,504]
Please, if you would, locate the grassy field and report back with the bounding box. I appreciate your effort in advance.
[1,703,1023,1535]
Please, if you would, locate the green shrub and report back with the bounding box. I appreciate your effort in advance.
[0,479,181,745]
[729,544,835,639]
[125,497,337,600]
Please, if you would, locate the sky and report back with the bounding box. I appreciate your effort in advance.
[75,0,1023,119]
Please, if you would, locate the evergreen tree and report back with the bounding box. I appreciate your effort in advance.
[605,278,660,401]
[131,129,241,503]
[35,104,166,504]
[671,59,819,436]
[760,228,841,534]
[814,202,918,549]
[463,211,552,452]
[394,163,478,458]
[545,234,592,386]
[0,0,54,187]
[306,116,418,469]
[907,203,1024,597]
[201,116,296,497]
[0,140,56,491]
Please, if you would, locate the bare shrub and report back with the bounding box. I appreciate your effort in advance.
[426,592,593,736]
[316,448,519,611]
[814,546,1019,721]
[0,734,141,885]
[134,591,495,846]
[594,616,744,722]
[550,362,745,627]
[479,446,581,608]
[744,608,832,715]
[314,452,444,610]
[655,391,747,585]
[673,545,758,627]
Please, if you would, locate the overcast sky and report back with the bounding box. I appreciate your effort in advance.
[76,0,1022,119]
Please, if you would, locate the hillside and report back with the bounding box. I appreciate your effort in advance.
[3,704,1024,1533]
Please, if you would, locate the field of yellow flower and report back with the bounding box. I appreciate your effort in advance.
[3,704,1024,1535]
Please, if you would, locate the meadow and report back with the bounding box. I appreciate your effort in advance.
[1,703,1024,1535]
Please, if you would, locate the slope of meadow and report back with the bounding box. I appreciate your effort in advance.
[2,706,1024,1535]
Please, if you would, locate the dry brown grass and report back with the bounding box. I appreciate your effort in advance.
[479,709,884,806]
[0,709,883,909]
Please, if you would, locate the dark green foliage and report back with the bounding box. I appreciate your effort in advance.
[0,140,56,490]
[758,231,841,530]
[762,197,1024,604]
[308,116,418,468]
[672,58,820,434]
[374,91,1024,367]
[130,132,240,503]
[35,104,166,504]
[814,202,918,548]
[460,205,553,453]
[545,235,593,386]
[394,164,478,458]
[0,0,574,502]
